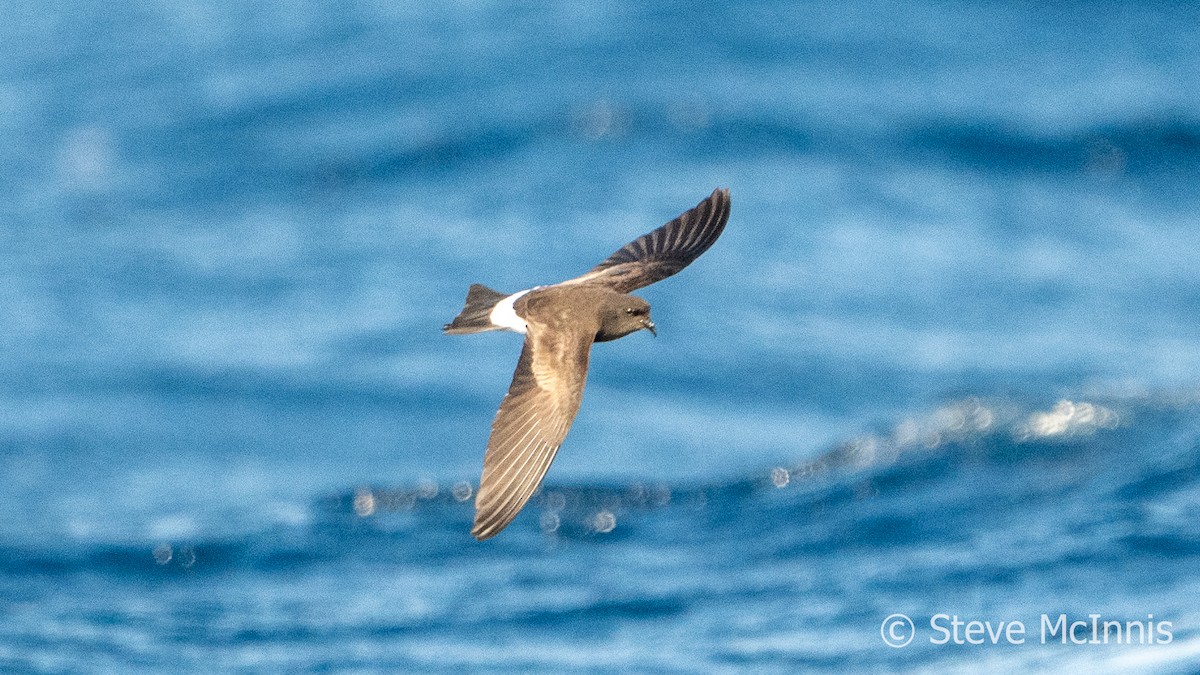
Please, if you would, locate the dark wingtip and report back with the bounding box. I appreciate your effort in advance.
[713,187,730,213]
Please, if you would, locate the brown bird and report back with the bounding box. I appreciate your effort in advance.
[444,188,731,540]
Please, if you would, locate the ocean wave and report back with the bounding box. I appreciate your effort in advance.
[10,394,1194,580]
[905,116,1200,176]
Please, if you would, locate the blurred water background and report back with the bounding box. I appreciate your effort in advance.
[3,0,1200,672]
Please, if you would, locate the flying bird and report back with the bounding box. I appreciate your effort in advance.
[444,188,731,540]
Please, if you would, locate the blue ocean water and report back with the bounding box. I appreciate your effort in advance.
[4,0,1200,671]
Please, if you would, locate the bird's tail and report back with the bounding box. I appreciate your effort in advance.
[443,284,508,334]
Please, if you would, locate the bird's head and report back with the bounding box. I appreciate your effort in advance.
[596,295,655,342]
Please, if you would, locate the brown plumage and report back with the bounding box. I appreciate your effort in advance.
[444,188,731,540]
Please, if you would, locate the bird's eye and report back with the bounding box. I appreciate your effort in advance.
[625,307,636,315]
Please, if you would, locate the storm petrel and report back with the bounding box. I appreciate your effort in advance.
[444,188,731,540]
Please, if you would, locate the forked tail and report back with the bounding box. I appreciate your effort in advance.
[443,284,508,334]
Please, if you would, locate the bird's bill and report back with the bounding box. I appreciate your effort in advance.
[643,319,657,336]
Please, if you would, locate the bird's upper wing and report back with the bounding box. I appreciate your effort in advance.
[472,323,594,540]
[561,187,730,294]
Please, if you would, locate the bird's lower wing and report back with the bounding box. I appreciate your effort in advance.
[472,327,594,540]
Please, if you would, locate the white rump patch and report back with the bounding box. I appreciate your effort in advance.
[489,288,532,334]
